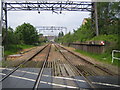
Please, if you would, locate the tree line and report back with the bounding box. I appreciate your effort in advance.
[55,2,119,45]
[2,23,42,50]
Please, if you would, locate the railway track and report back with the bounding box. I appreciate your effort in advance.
[33,44,51,90]
[57,44,116,76]
[54,44,97,89]
[1,43,119,89]
[0,44,50,82]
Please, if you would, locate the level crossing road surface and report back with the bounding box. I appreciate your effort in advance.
[0,68,120,89]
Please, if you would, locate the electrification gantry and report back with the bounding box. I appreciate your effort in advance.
[36,26,67,35]
[0,0,98,44]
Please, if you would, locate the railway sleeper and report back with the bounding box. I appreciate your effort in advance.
[76,65,93,76]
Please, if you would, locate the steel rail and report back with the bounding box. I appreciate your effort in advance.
[0,44,49,82]
[33,44,51,90]
[58,44,115,76]
[54,44,97,89]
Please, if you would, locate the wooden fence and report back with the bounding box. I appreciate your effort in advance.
[68,43,105,54]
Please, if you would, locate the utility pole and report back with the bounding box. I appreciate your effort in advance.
[0,0,2,45]
[0,0,2,62]
[94,2,99,36]
[5,3,7,35]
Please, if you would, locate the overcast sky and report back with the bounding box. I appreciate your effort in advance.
[8,11,90,36]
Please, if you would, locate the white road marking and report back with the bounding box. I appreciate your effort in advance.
[0,73,78,88]
[92,82,120,87]
[40,81,78,88]
[0,68,86,82]
[0,73,35,82]
[0,68,38,75]
[1,68,120,87]
[0,68,85,82]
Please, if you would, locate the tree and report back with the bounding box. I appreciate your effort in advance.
[15,23,39,45]
[61,31,64,36]
[97,2,119,35]
[2,27,19,45]
[56,18,96,43]
[58,31,64,37]
[56,2,119,44]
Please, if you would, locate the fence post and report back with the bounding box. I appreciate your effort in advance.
[2,46,4,60]
[0,46,4,61]
[112,50,120,63]
[112,50,114,63]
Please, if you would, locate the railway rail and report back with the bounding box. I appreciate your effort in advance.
[57,44,116,76]
[54,44,96,89]
[0,44,50,82]
[1,43,119,89]
[33,44,51,90]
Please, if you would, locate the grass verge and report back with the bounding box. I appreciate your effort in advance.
[4,44,35,56]
[74,49,120,67]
